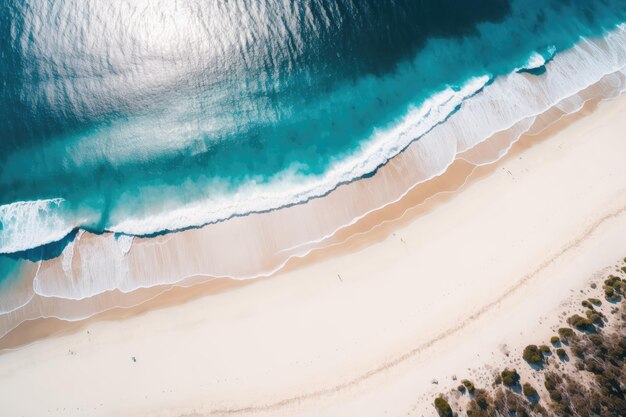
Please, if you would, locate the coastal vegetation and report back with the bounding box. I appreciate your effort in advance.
[461,379,476,394]
[433,264,626,417]
[566,314,594,331]
[500,369,520,387]
[557,327,574,341]
[522,345,543,365]
[522,382,538,399]
[603,275,625,301]
[434,396,453,417]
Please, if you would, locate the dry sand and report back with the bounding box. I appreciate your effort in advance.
[1,94,626,417]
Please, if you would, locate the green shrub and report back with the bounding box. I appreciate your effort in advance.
[434,396,453,417]
[582,300,592,309]
[539,345,551,354]
[606,293,621,302]
[501,369,520,387]
[458,384,466,394]
[522,345,543,365]
[556,348,567,358]
[550,336,560,345]
[567,314,594,331]
[558,327,575,340]
[494,375,502,385]
[604,276,625,295]
[588,298,602,306]
[461,379,475,394]
[585,310,604,325]
[522,383,538,398]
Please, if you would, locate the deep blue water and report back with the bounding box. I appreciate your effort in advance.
[1,0,626,256]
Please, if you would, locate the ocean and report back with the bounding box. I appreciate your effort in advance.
[2,0,626,331]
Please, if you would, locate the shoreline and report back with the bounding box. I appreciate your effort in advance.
[3,25,626,328]
[0,88,613,352]
[1,84,626,416]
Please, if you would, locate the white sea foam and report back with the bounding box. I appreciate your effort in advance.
[108,26,626,239]
[115,235,134,255]
[522,52,546,70]
[33,233,133,299]
[108,76,491,236]
[516,46,556,73]
[0,78,490,255]
[0,198,77,254]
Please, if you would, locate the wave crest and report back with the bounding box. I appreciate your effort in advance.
[0,199,77,254]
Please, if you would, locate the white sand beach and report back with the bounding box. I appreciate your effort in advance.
[1,91,626,417]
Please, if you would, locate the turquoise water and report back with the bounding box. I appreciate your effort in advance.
[2,0,626,256]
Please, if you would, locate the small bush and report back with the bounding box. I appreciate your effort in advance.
[588,298,601,306]
[558,327,575,340]
[604,286,615,298]
[434,396,453,417]
[539,345,551,354]
[522,382,538,398]
[461,379,475,394]
[585,310,604,325]
[556,348,567,358]
[501,369,520,387]
[494,375,502,385]
[457,384,466,393]
[550,336,560,345]
[606,292,621,302]
[604,276,625,296]
[522,345,543,365]
[567,314,594,331]
[582,300,593,309]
